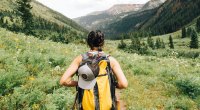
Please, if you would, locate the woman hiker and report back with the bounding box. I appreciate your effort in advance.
[60,30,128,110]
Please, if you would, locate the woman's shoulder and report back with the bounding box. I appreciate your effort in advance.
[108,56,118,68]
[73,55,82,64]
[108,56,115,61]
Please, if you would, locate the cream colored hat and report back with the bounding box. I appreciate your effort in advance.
[78,63,97,90]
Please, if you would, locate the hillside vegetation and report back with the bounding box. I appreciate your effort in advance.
[0,0,87,43]
[74,0,166,39]
[102,0,200,38]
[0,27,200,109]
[74,4,143,31]
[104,9,156,39]
[0,28,87,109]
[141,0,200,35]
[0,0,200,109]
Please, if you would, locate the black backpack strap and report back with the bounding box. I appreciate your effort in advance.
[94,83,100,110]
[77,87,84,110]
[71,91,78,110]
[76,53,88,110]
[106,56,117,110]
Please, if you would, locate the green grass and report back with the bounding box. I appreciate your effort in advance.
[0,28,200,109]
[0,0,87,34]
[0,28,87,109]
[117,30,200,109]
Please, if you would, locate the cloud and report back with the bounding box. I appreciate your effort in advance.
[36,0,149,18]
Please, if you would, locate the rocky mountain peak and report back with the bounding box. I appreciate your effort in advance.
[141,0,166,11]
[106,4,144,15]
[88,4,144,16]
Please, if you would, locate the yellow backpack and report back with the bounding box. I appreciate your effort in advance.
[75,52,117,110]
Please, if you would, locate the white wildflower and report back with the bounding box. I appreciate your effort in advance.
[54,66,61,71]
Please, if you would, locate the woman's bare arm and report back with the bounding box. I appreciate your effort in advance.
[109,57,128,89]
[60,55,82,87]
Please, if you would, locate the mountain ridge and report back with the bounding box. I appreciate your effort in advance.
[100,0,200,38]
[74,0,166,35]
[140,0,200,35]
[88,4,144,16]
[74,3,145,30]
[141,0,166,11]
[0,0,85,31]
[32,0,87,33]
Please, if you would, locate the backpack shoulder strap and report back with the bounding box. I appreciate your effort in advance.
[81,52,89,61]
[106,55,117,110]
[80,52,92,66]
[76,53,88,110]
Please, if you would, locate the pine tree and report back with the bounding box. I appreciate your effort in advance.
[187,27,192,37]
[139,42,149,54]
[16,0,33,34]
[155,37,161,49]
[147,36,155,49]
[130,36,141,51]
[118,36,126,49]
[182,27,187,38]
[160,39,165,49]
[169,35,174,49]
[190,30,199,49]
[0,17,3,27]
[196,18,200,33]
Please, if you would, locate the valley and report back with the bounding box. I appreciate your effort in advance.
[0,0,200,109]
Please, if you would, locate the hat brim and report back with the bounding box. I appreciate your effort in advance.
[78,76,96,90]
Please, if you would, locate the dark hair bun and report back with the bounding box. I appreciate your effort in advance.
[87,30,104,49]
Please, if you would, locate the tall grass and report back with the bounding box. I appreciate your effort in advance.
[0,28,87,109]
[0,28,200,109]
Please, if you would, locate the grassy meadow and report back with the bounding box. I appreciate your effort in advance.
[0,28,200,109]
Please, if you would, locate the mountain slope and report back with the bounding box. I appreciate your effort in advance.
[140,0,200,35]
[74,4,144,30]
[141,0,166,11]
[102,0,200,38]
[32,1,87,32]
[103,9,157,39]
[0,0,87,42]
[99,0,166,38]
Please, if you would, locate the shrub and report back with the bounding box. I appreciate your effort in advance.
[45,88,74,109]
[0,60,28,96]
[127,41,150,55]
[196,17,200,33]
[0,88,46,109]
[169,35,174,49]
[49,57,66,67]
[118,39,126,49]
[27,75,60,94]
[182,27,187,38]
[177,50,199,59]
[187,27,193,37]
[190,29,199,49]
[155,37,161,49]
[22,53,47,76]
[165,96,195,110]
[147,36,155,49]
[175,76,200,98]
[132,67,151,75]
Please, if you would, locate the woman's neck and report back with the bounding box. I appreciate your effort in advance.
[91,47,99,51]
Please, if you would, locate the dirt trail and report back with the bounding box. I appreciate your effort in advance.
[116,89,126,110]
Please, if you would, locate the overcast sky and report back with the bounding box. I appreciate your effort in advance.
[36,0,149,19]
